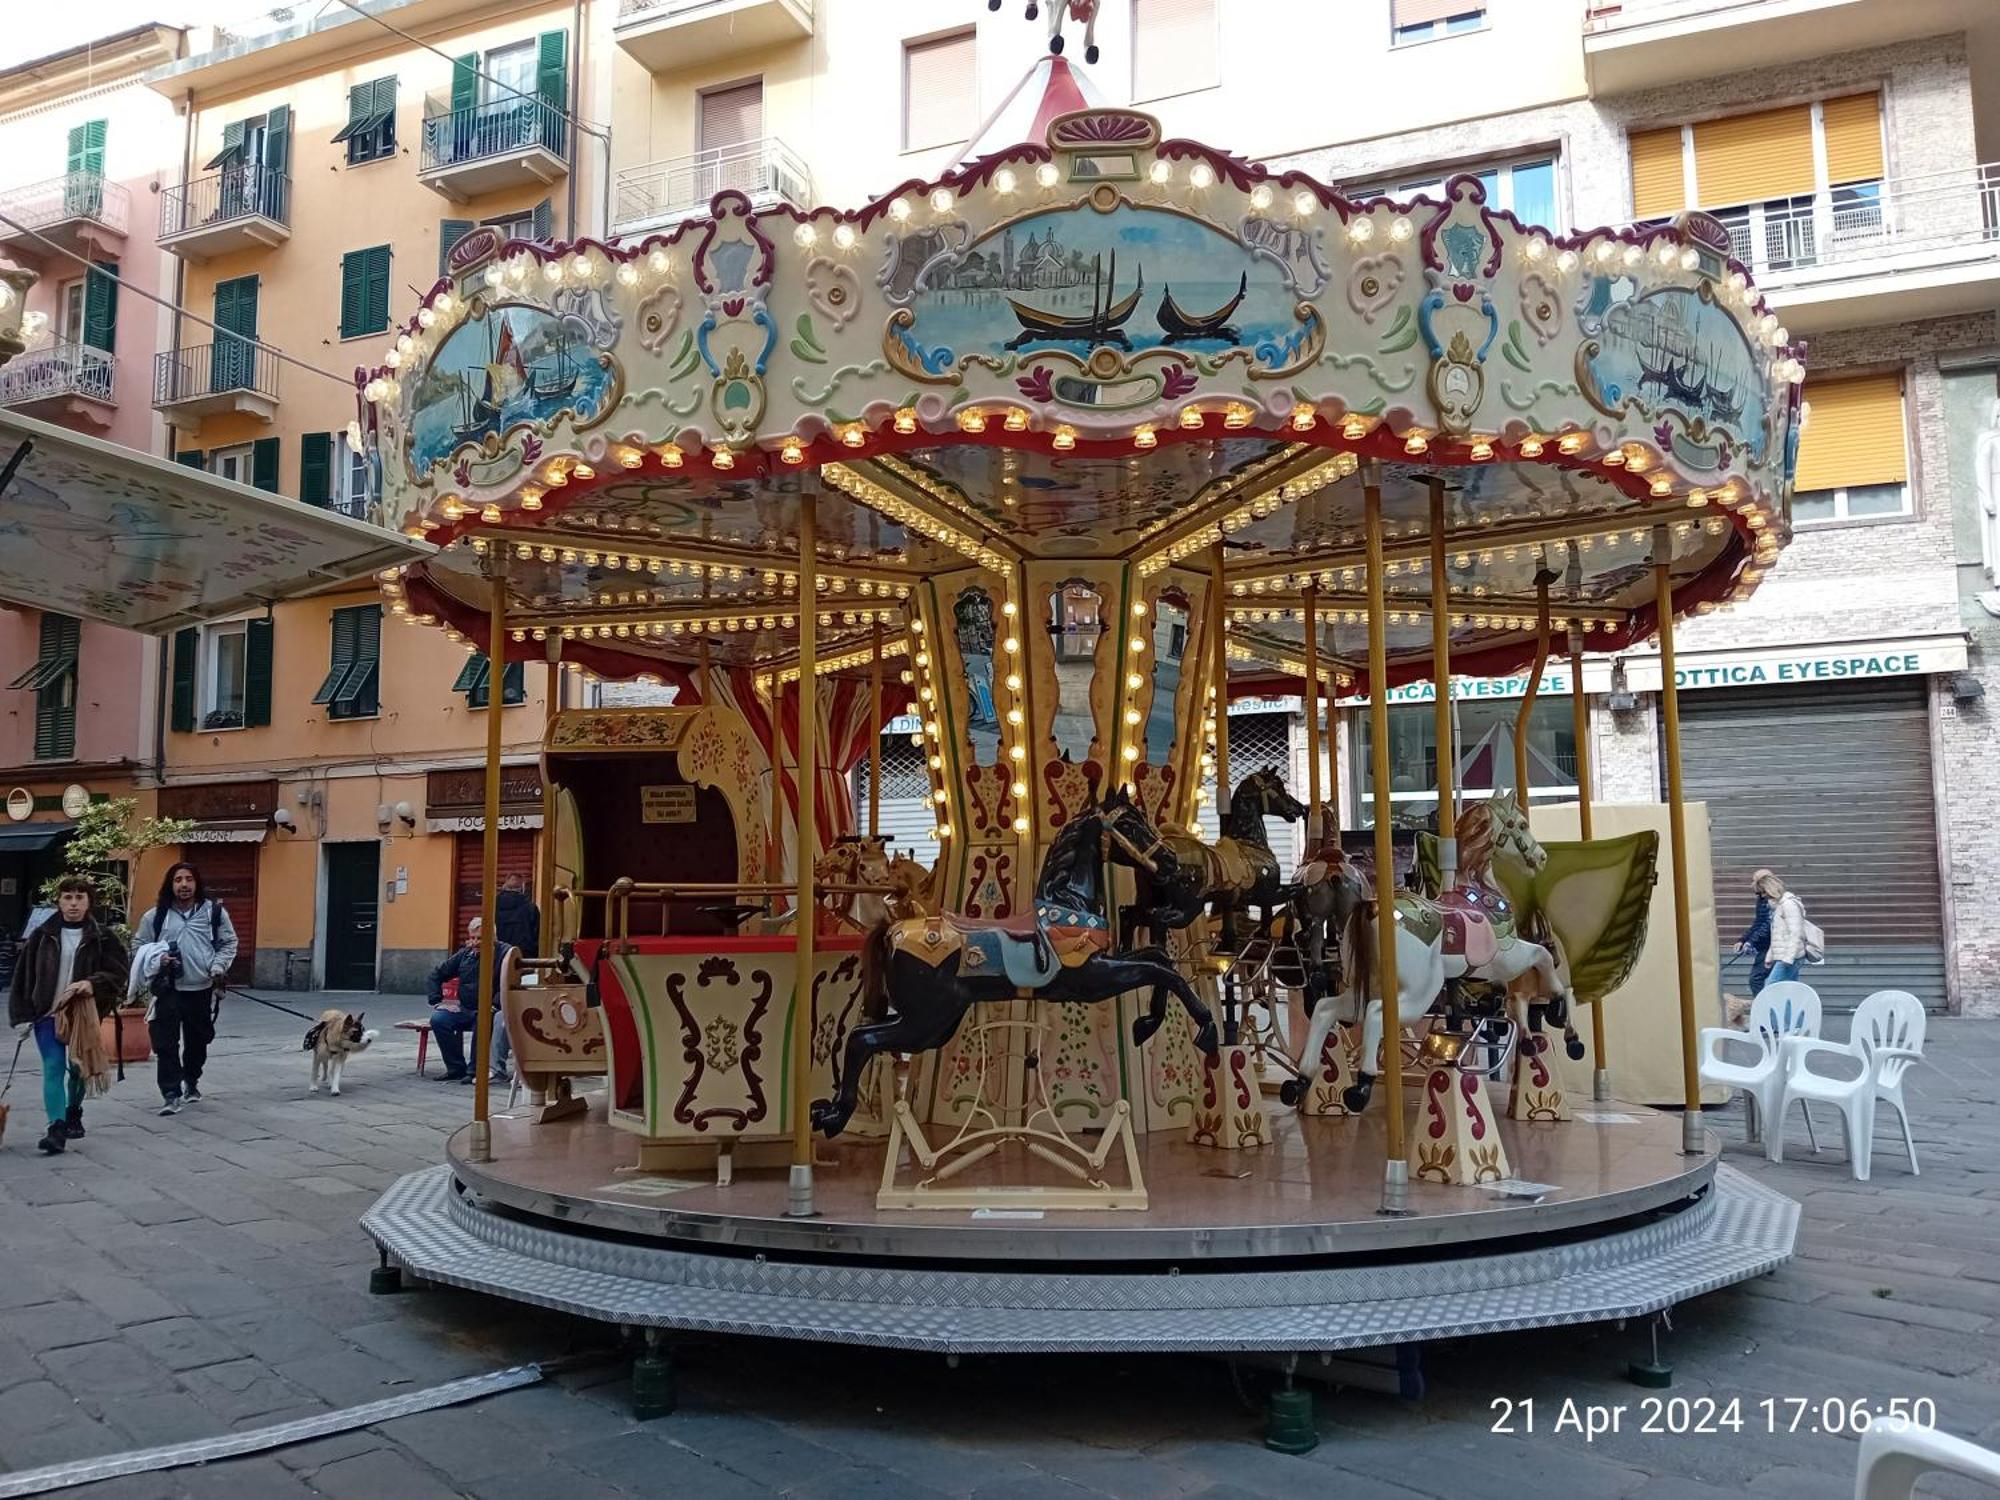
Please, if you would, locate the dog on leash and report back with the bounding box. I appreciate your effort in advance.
[303,1009,378,1096]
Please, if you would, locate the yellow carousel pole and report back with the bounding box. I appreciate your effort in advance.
[468,558,507,1164]
[1571,625,1610,1100]
[1428,480,1456,890]
[789,492,819,1216]
[1365,465,1407,1214]
[1302,583,1322,843]
[1512,572,1554,832]
[1653,525,1702,1155]
[1208,541,1232,821]
[869,619,884,841]
[537,642,560,955]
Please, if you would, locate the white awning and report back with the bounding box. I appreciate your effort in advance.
[426,813,544,834]
[0,409,430,634]
[179,825,269,844]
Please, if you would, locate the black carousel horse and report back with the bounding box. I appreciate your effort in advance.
[809,787,1220,1138]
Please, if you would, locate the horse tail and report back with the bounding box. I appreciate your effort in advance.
[859,917,894,1022]
[1343,898,1376,1000]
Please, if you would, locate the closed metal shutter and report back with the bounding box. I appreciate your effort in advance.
[856,735,940,868]
[1675,680,1946,1011]
[1196,710,1302,874]
[453,830,536,950]
[193,842,259,987]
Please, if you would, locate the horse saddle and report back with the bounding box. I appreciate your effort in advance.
[1213,835,1269,892]
[941,905,1110,988]
[1435,886,1502,968]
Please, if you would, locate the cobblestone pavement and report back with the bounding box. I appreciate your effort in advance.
[1,993,1996,1499]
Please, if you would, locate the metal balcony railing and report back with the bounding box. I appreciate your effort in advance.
[1640,165,2000,281]
[618,0,812,18]
[158,163,290,239]
[154,339,280,407]
[613,137,811,232]
[421,95,568,173]
[0,343,114,407]
[0,171,129,236]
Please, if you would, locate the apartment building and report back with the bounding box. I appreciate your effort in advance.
[592,0,1999,1012]
[0,25,185,933]
[125,0,613,990]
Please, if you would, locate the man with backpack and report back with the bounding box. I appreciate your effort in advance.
[133,861,238,1116]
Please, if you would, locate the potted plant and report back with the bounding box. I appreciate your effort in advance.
[37,797,194,1065]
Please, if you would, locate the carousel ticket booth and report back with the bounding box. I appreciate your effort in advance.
[358,65,1805,1416]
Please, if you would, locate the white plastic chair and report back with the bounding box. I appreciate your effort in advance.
[1776,989,1926,1181]
[1697,980,1822,1153]
[1855,1419,2000,1498]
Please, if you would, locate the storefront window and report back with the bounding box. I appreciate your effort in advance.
[1351,696,1577,829]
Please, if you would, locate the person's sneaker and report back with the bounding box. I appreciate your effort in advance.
[37,1127,66,1154]
[61,1109,84,1140]
[183,1087,203,1104]
[157,1096,183,1116]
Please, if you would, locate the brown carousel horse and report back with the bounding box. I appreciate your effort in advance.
[1125,767,1308,951]
[810,787,1221,1138]
[814,837,935,928]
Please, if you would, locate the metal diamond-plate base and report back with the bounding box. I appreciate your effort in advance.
[362,1165,1798,1354]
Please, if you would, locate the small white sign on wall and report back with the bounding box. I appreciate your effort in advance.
[641,785,696,824]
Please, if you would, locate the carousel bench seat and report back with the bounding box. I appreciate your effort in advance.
[499,953,606,1121]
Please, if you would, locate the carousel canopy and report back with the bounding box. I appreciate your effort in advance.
[0,408,428,634]
[368,104,1802,698]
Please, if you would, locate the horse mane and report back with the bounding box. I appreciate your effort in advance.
[1456,800,1495,882]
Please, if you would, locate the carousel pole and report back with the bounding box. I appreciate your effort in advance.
[1208,540,1231,819]
[1652,525,1702,1156]
[1571,626,1610,1100]
[789,492,820,1217]
[1513,571,1554,832]
[468,558,508,1164]
[537,643,560,955]
[1427,479,1456,890]
[869,619,884,841]
[1364,465,1407,1215]
[1302,584,1322,844]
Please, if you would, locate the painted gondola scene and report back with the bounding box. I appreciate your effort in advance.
[1580,282,1770,463]
[407,302,614,472]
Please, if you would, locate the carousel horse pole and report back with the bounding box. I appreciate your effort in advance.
[468,558,508,1165]
[1654,525,1704,1156]
[1571,624,1611,1101]
[1429,478,1458,892]
[788,492,818,1218]
[869,620,884,841]
[1302,583,1323,844]
[1365,465,1409,1214]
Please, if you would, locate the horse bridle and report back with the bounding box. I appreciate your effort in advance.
[1102,807,1170,873]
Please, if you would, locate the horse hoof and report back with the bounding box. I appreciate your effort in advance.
[1049,33,1064,53]
[809,1100,846,1138]
[1566,1036,1587,1061]
[1278,1078,1305,1109]
[1131,1016,1161,1048]
[1085,44,1100,62]
[1342,1077,1374,1114]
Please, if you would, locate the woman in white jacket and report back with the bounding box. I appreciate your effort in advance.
[1755,869,1809,986]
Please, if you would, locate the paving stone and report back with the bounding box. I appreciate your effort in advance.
[8,1301,119,1354]
[123,1318,242,1374]
[62,1273,185,1328]
[460,1458,635,1500]
[559,1431,775,1499]
[176,1359,320,1424]
[308,1445,487,1500]
[38,1340,173,1399]
[268,1426,389,1474]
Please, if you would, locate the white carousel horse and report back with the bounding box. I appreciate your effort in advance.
[988,0,1102,62]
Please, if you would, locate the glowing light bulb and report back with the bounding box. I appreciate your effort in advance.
[995,168,1018,194]
[794,222,818,247]
[1188,162,1215,190]
[833,223,857,250]
[930,187,956,213]
[1035,162,1060,188]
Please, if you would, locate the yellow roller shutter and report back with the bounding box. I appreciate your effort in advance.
[1692,104,1815,208]
[1794,373,1908,492]
[1823,93,1885,184]
[1629,126,1686,219]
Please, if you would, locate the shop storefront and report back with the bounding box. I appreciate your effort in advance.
[157,780,275,986]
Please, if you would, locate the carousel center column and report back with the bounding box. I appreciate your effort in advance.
[789,492,819,1217]
[1653,525,1703,1156]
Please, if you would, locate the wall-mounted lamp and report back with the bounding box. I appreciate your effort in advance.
[394,800,417,829]
[1606,659,1638,715]
[272,807,296,835]
[1950,672,1985,706]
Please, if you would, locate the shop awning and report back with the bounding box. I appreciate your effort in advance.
[0,409,429,634]
[0,821,70,851]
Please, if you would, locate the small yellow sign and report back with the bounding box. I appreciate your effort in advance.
[641,785,696,824]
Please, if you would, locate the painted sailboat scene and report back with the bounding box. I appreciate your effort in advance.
[1585,285,1767,462]
[409,303,611,472]
[896,205,1298,365]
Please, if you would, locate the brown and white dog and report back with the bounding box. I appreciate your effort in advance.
[303,1009,378,1096]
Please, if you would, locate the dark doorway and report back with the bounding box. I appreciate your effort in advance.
[324,842,380,990]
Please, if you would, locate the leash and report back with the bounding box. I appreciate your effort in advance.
[218,986,324,1025]
[0,1028,26,1098]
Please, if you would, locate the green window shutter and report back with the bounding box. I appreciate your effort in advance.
[299,431,332,506]
[439,219,474,276]
[339,250,366,337]
[223,119,245,156]
[67,120,105,175]
[252,437,280,494]
[501,660,525,705]
[537,30,567,107]
[451,53,478,113]
[531,197,553,243]
[346,82,371,128]
[33,617,78,760]
[176,448,204,468]
[82,260,117,353]
[244,618,274,728]
[264,103,290,173]
[170,627,198,732]
[214,275,259,338]
[313,606,357,704]
[452,652,486,695]
[365,246,390,334]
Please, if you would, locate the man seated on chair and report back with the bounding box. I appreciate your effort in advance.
[426,917,514,1084]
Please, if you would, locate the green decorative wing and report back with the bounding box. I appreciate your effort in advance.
[1495,831,1660,1006]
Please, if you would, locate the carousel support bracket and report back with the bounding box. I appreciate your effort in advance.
[1264,1355,1319,1455]
[1365,467,1408,1216]
[1626,1308,1675,1389]
[1571,627,1611,1101]
[789,492,819,1218]
[1653,527,1704,1157]
[468,556,508,1165]
[631,1327,676,1419]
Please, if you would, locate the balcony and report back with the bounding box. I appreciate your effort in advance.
[0,343,115,428]
[158,164,290,262]
[612,138,811,237]
[153,340,279,430]
[1583,0,1997,93]
[0,173,128,263]
[418,95,568,202]
[1689,165,2000,332]
[614,0,812,73]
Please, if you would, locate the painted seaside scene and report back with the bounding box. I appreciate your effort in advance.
[408,302,614,472]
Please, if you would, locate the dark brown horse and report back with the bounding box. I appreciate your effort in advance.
[809,788,1220,1138]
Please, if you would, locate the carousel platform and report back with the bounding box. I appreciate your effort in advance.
[361,1104,1798,1355]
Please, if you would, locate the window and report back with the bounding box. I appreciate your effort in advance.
[203,621,248,730]
[334,76,397,165]
[64,119,106,219]
[484,41,537,104]
[1793,372,1910,526]
[210,445,252,485]
[1353,696,1577,828]
[58,281,85,346]
[205,107,290,221]
[340,245,392,339]
[1133,0,1217,101]
[1391,2,1485,45]
[442,32,565,165]
[903,31,976,151]
[313,605,382,720]
[453,652,526,708]
[335,432,372,516]
[9,613,79,762]
[1356,153,1560,229]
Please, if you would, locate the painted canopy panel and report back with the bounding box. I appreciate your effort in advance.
[0,410,428,633]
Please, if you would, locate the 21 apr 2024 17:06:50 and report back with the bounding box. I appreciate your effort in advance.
[1489,1395,1939,1443]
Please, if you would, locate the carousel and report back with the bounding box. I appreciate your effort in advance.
[357,56,1803,1413]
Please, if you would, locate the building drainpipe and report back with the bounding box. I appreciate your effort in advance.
[166,87,194,459]
[566,0,582,237]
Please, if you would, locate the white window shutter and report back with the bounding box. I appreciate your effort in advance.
[903,31,977,151]
[1133,0,1217,101]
